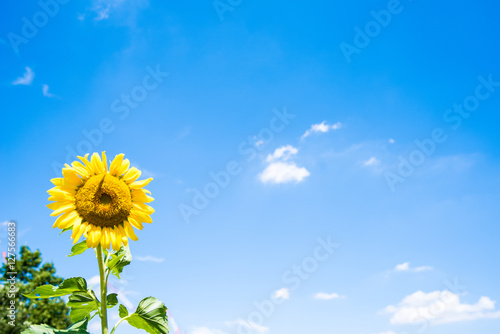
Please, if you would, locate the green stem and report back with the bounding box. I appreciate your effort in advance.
[110,316,130,334]
[96,244,108,334]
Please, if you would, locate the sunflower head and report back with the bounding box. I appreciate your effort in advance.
[48,152,154,251]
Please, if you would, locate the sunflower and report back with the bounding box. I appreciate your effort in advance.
[48,152,154,251]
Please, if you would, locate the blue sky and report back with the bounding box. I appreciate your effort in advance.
[1,0,500,333]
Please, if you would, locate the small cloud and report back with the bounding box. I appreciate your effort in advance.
[42,84,59,98]
[259,146,310,184]
[273,287,290,300]
[370,331,397,334]
[12,67,34,85]
[259,162,310,184]
[363,156,380,166]
[388,138,395,144]
[87,275,101,286]
[301,121,342,139]
[266,145,298,162]
[225,319,269,333]
[314,292,345,300]
[135,255,164,263]
[394,262,433,273]
[383,290,500,325]
[394,262,410,272]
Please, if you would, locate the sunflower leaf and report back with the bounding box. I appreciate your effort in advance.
[68,240,89,257]
[24,277,88,299]
[21,318,89,334]
[120,297,170,334]
[67,291,99,322]
[107,293,118,308]
[119,304,129,318]
[106,245,132,279]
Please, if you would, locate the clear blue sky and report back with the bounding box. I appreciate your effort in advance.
[1,1,500,334]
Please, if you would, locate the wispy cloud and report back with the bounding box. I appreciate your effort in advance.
[314,292,345,300]
[394,262,433,273]
[135,255,164,263]
[273,287,290,300]
[12,67,34,85]
[42,84,59,98]
[363,156,380,167]
[259,146,310,184]
[301,121,342,139]
[383,290,500,325]
[266,145,298,162]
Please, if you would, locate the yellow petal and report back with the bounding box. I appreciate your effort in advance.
[73,223,87,243]
[58,211,79,229]
[62,168,83,186]
[102,151,108,173]
[47,201,73,211]
[123,220,138,241]
[71,216,82,235]
[91,152,105,174]
[116,159,130,176]
[123,167,141,184]
[130,208,152,223]
[51,178,63,186]
[132,203,155,215]
[109,154,124,176]
[50,203,76,216]
[127,217,143,230]
[110,228,121,251]
[129,178,153,189]
[77,154,93,175]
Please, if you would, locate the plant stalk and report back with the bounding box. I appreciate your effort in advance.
[96,244,108,334]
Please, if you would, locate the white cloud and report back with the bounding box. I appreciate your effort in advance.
[12,67,34,85]
[273,287,290,300]
[314,292,345,300]
[388,138,395,144]
[394,262,433,273]
[225,319,269,333]
[383,290,500,325]
[266,145,298,162]
[259,162,310,184]
[135,255,164,263]
[191,327,228,334]
[87,275,101,286]
[363,157,380,166]
[301,121,342,139]
[42,84,58,98]
[259,146,310,184]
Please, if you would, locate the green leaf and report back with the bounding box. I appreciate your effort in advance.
[107,293,118,308]
[106,245,132,279]
[67,291,98,322]
[119,304,129,318]
[68,240,89,257]
[24,277,88,299]
[59,227,73,235]
[21,322,89,334]
[122,297,170,334]
[67,318,89,331]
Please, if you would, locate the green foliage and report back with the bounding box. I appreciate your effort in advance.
[22,319,89,334]
[117,297,170,334]
[67,241,89,258]
[106,246,132,279]
[0,246,71,333]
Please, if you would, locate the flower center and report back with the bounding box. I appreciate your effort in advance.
[75,174,132,227]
